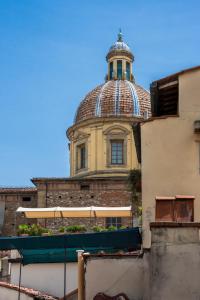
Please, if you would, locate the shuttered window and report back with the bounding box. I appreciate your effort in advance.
[156,196,194,222]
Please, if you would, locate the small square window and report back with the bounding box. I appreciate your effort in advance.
[22,197,31,202]
[106,217,122,228]
[80,185,90,190]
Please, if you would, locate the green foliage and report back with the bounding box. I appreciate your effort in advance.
[119,225,127,230]
[128,169,141,193]
[59,226,65,233]
[17,224,52,236]
[65,225,87,233]
[92,226,107,232]
[107,225,117,231]
[18,224,30,235]
[127,169,142,219]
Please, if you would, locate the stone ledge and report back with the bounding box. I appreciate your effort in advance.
[150,222,200,229]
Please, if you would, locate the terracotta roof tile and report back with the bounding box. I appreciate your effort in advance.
[74,80,151,123]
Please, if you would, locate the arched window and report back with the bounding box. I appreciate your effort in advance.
[126,62,130,80]
[109,62,113,79]
[117,60,122,79]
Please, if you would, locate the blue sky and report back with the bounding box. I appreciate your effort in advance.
[0,0,199,186]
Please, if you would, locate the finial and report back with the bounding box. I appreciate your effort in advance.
[117,28,123,42]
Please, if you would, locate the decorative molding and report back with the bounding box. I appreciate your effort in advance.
[103,125,130,136]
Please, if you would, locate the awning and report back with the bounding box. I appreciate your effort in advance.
[16,206,132,219]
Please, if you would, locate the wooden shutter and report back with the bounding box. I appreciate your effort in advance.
[175,199,194,222]
[156,200,174,221]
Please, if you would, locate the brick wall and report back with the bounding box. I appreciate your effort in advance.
[0,189,37,236]
[33,177,133,232]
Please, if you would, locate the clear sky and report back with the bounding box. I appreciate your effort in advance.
[0,0,199,186]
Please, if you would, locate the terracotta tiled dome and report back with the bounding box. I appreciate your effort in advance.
[74,80,151,123]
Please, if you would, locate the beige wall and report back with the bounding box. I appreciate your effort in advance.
[0,287,33,300]
[11,262,78,298]
[141,69,200,248]
[84,256,143,299]
[147,225,200,300]
[68,117,139,178]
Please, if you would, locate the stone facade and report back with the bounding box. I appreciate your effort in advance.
[0,177,133,236]
[32,177,132,231]
[0,188,37,236]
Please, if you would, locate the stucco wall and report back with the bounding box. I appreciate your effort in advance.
[0,287,33,300]
[147,225,200,300]
[10,262,77,298]
[68,118,139,177]
[141,68,200,248]
[84,256,143,300]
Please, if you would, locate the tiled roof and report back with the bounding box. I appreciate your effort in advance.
[0,281,58,299]
[74,80,151,123]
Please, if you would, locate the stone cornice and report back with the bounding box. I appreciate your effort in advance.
[66,116,143,140]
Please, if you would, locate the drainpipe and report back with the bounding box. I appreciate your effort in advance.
[76,250,85,300]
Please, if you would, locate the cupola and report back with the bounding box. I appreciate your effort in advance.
[106,30,134,82]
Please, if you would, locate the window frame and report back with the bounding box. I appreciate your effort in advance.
[111,140,124,165]
[104,125,129,168]
[106,217,122,229]
[155,196,194,222]
[109,62,113,80]
[126,62,130,80]
[117,60,122,80]
[76,142,88,172]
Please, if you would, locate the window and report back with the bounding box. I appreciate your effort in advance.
[76,143,86,170]
[111,140,123,164]
[109,62,113,79]
[117,60,122,79]
[22,197,31,202]
[106,217,122,228]
[126,62,130,80]
[80,184,90,190]
[156,196,194,222]
[151,77,178,117]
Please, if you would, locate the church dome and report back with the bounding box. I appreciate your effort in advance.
[74,80,150,123]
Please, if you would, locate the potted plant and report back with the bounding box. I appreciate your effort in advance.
[59,226,66,234]
[41,228,52,236]
[107,225,117,231]
[18,224,30,236]
[92,226,107,232]
[65,225,87,234]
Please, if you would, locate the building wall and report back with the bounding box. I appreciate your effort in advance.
[141,69,200,248]
[147,224,200,300]
[0,191,37,236]
[84,256,144,300]
[67,117,139,178]
[0,286,33,300]
[10,262,77,298]
[33,178,132,231]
